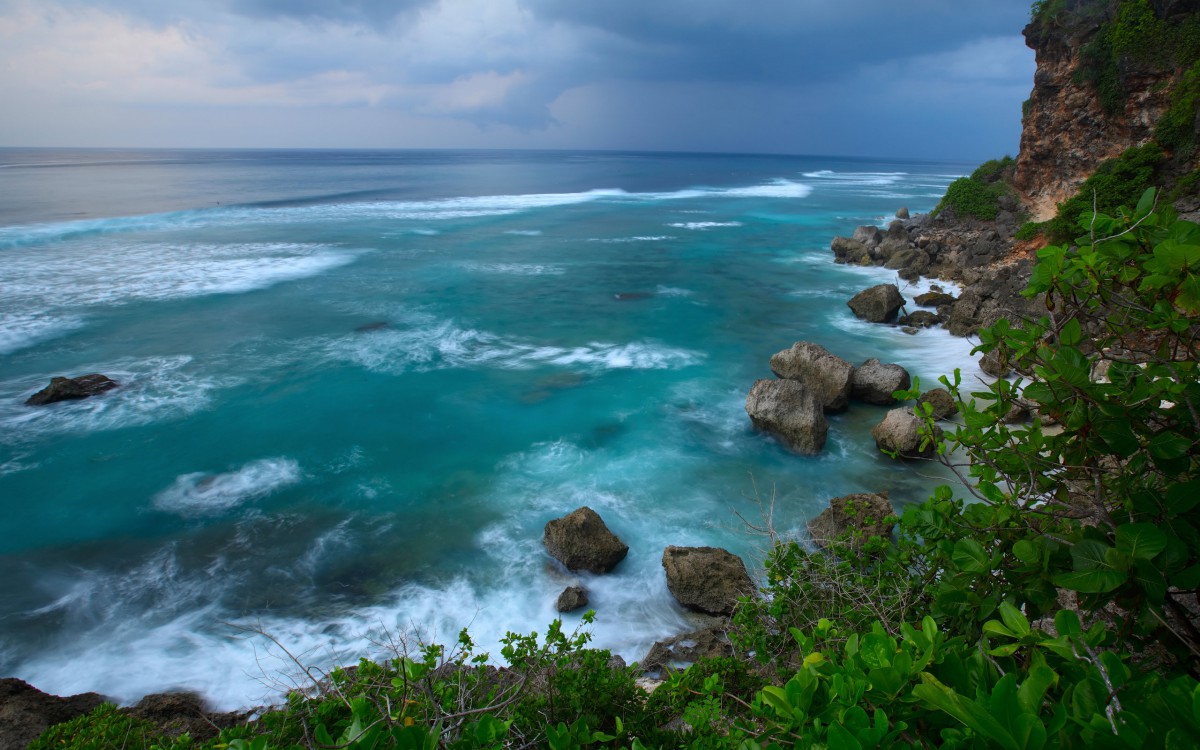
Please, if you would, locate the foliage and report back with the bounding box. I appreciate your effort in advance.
[1016,221,1045,242]
[1044,144,1164,242]
[1156,61,1200,159]
[28,702,192,750]
[933,157,1015,222]
[1068,0,1200,116]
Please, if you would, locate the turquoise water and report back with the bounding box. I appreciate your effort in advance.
[0,149,975,708]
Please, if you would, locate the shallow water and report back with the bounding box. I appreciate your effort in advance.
[0,148,976,708]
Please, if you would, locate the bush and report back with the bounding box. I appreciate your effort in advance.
[933,157,1015,221]
[1044,143,1164,242]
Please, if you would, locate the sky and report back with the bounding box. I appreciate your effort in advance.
[0,0,1037,160]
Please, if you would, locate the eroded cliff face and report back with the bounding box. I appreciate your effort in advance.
[1014,5,1178,220]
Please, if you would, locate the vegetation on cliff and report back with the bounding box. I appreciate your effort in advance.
[933,157,1016,222]
[34,194,1200,749]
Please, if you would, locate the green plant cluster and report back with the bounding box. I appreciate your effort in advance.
[1040,143,1164,242]
[1067,0,1200,117]
[933,157,1016,222]
[33,194,1200,748]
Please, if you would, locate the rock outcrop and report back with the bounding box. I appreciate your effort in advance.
[0,678,105,750]
[25,374,118,406]
[769,342,855,413]
[662,546,755,616]
[543,507,629,574]
[851,359,911,405]
[808,492,896,547]
[871,408,943,459]
[918,388,958,420]
[556,585,589,612]
[847,284,905,323]
[640,624,733,673]
[745,378,828,454]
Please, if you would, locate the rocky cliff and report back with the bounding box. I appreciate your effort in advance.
[1015,0,1200,219]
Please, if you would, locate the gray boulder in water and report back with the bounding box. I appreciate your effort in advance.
[871,408,943,459]
[851,359,911,405]
[662,546,755,616]
[847,284,905,323]
[745,378,828,454]
[769,341,854,413]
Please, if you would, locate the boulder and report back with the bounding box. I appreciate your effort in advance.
[980,348,1012,378]
[897,311,939,328]
[556,586,589,612]
[871,408,943,459]
[852,225,882,245]
[914,291,957,308]
[662,546,755,616]
[543,507,629,574]
[745,379,828,454]
[884,248,930,273]
[25,374,118,406]
[873,237,911,262]
[830,236,871,264]
[918,388,958,420]
[808,491,896,547]
[128,692,243,743]
[641,624,733,673]
[0,679,105,750]
[896,207,910,219]
[847,284,905,323]
[769,342,854,413]
[851,359,911,405]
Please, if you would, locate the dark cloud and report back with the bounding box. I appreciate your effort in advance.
[227,0,434,26]
[520,0,1033,84]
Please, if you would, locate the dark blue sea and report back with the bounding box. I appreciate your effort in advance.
[0,148,977,708]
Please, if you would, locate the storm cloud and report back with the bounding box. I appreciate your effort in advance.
[0,0,1036,159]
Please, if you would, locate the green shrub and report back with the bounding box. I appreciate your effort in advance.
[28,703,188,750]
[1045,143,1164,242]
[1014,221,1044,241]
[1156,61,1200,158]
[932,156,1014,221]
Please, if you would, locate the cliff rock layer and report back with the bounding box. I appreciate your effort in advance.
[1015,0,1200,219]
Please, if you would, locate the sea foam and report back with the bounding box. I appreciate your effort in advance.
[153,458,304,517]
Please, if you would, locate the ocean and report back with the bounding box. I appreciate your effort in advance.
[0,148,977,709]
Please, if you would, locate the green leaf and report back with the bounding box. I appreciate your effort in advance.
[1018,666,1058,715]
[1148,430,1191,461]
[1059,318,1083,347]
[1054,609,1083,638]
[999,601,1031,638]
[1115,523,1168,560]
[952,538,991,574]
[1012,539,1040,564]
[1054,540,1127,592]
[1136,187,1157,218]
[1167,480,1200,513]
[915,674,1020,750]
[827,722,864,750]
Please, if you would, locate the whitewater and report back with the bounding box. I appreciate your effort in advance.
[0,148,976,709]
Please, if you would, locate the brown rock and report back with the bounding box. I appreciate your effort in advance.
[662,546,755,616]
[0,678,105,750]
[25,374,118,406]
[918,388,958,420]
[808,492,896,547]
[543,507,629,574]
[640,624,733,673]
[871,408,943,459]
[555,585,589,612]
[847,284,905,323]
